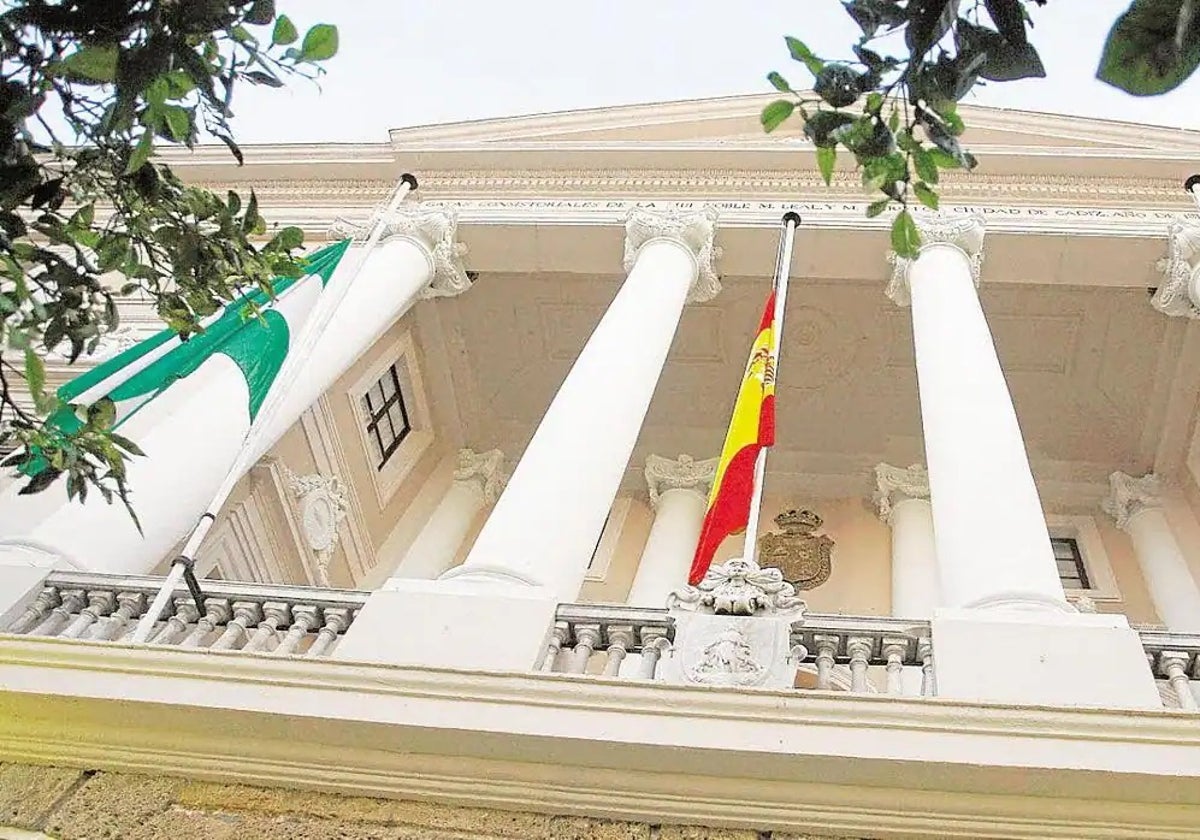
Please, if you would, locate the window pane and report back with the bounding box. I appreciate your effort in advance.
[380,368,397,399]
[387,401,408,437]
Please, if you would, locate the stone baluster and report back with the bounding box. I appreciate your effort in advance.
[918,637,936,697]
[847,637,873,693]
[151,600,201,645]
[29,589,86,636]
[306,607,350,658]
[60,591,116,640]
[273,605,319,656]
[883,638,907,695]
[242,602,290,652]
[210,601,262,651]
[568,624,602,674]
[541,622,570,672]
[7,588,59,634]
[1160,652,1198,710]
[92,592,146,641]
[813,635,839,691]
[636,628,671,679]
[180,599,232,647]
[603,626,634,677]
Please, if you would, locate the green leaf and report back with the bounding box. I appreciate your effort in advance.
[23,348,46,412]
[272,14,299,45]
[300,24,339,61]
[124,130,154,175]
[246,0,276,25]
[907,0,961,58]
[111,433,146,457]
[761,99,796,133]
[785,36,825,75]
[52,46,119,83]
[913,181,940,209]
[1097,0,1200,96]
[984,0,1029,45]
[767,71,792,92]
[891,210,922,258]
[913,148,939,184]
[866,198,891,218]
[817,145,837,185]
[270,226,305,250]
[87,398,117,430]
[162,105,190,142]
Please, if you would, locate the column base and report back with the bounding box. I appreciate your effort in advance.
[333,578,559,672]
[932,608,1160,709]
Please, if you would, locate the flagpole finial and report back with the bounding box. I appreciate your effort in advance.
[401,173,419,191]
[781,211,802,226]
[1185,175,1200,194]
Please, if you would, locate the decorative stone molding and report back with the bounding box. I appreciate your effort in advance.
[1101,471,1163,531]
[643,453,717,507]
[873,463,931,523]
[622,207,721,302]
[281,466,351,586]
[454,447,507,504]
[886,214,986,306]
[330,203,471,300]
[669,557,806,616]
[1152,221,1200,319]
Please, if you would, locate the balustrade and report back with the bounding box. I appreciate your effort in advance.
[1,571,364,658]
[544,604,674,679]
[1140,630,1200,709]
[791,614,934,695]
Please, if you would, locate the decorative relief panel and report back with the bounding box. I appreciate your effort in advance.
[281,466,350,587]
[757,509,835,591]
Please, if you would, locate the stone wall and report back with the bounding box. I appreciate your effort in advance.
[0,763,855,840]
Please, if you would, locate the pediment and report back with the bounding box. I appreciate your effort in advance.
[389,93,1200,153]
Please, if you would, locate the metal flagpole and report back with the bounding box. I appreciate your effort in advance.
[129,173,419,644]
[1188,175,1200,210]
[743,211,800,566]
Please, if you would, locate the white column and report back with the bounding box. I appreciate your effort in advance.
[887,216,1160,709]
[387,448,506,581]
[445,208,720,601]
[874,463,940,618]
[887,216,1066,614]
[626,454,716,607]
[1151,221,1200,319]
[1103,472,1200,633]
[336,209,720,673]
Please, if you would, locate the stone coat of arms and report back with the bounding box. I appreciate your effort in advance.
[757,509,834,590]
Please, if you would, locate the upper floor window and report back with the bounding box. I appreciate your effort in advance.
[361,363,412,470]
[1051,536,1090,590]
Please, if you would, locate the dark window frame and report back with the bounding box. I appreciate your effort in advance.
[362,364,412,470]
[1050,536,1091,590]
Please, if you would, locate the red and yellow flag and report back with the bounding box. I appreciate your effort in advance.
[688,291,777,585]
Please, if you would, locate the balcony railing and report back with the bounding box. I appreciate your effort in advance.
[2,571,365,657]
[1140,629,1200,709]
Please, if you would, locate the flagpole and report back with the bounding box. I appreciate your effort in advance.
[744,211,800,566]
[129,173,418,644]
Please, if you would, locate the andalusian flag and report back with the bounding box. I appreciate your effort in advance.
[688,291,778,585]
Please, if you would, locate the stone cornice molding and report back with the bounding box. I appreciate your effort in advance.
[886,214,986,306]
[644,454,717,508]
[1101,471,1163,531]
[330,203,471,299]
[453,447,507,505]
[623,207,721,302]
[1152,220,1200,319]
[873,463,931,524]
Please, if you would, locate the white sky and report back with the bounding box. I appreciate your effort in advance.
[226,0,1200,144]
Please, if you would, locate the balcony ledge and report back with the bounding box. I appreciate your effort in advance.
[2,634,1200,839]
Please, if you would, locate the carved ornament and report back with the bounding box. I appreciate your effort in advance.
[886,214,986,306]
[1101,471,1163,531]
[873,463,931,524]
[757,509,835,591]
[644,453,717,508]
[623,207,721,303]
[282,466,350,587]
[1152,220,1200,319]
[454,447,507,504]
[669,556,806,616]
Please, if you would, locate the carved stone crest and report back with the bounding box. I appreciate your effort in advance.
[669,556,806,616]
[282,466,350,587]
[684,620,768,686]
[757,509,834,590]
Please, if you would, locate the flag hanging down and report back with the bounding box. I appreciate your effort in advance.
[688,291,777,585]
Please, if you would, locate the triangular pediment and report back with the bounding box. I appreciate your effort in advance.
[389,93,1200,153]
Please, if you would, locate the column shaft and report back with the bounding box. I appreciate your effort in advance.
[891,497,940,618]
[627,488,708,606]
[1127,507,1200,632]
[391,481,485,581]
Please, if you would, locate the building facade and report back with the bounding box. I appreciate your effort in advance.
[3,95,1200,838]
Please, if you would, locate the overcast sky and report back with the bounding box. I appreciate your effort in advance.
[226,1,1200,144]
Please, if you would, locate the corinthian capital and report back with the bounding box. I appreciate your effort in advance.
[623,207,721,303]
[872,463,930,523]
[886,214,986,306]
[1152,221,1200,319]
[644,453,717,507]
[1101,471,1162,531]
[454,447,507,504]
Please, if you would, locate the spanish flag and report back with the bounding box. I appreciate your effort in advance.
[688,291,777,584]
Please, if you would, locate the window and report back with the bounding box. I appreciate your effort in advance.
[1051,536,1090,590]
[361,363,412,470]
